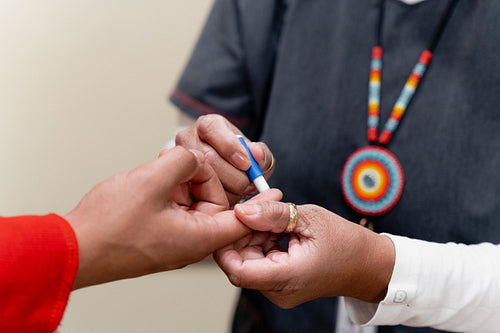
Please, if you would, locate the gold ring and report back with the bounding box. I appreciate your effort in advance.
[285,203,298,233]
[262,154,275,175]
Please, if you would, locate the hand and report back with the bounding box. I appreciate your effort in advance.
[175,114,275,206]
[214,201,395,308]
[65,146,283,289]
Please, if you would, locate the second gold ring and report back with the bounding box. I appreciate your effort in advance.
[262,154,275,175]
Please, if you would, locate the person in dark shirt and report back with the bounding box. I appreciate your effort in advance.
[169,0,500,332]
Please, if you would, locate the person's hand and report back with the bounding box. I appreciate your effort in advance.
[214,201,395,308]
[65,146,282,289]
[175,114,275,206]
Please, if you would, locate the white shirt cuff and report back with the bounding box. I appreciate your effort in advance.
[345,234,500,332]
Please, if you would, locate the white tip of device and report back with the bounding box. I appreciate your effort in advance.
[253,176,270,193]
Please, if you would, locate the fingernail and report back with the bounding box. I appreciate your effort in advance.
[237,203,260,216]
[231,151,251,170]
[188,149,205,165]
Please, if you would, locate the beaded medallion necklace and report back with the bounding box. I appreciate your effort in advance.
[341,0,459,216]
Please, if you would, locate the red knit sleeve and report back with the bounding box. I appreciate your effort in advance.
[0,214,79,333]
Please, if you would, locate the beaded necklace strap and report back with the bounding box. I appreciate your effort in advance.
[367,0,460,145]
[343,0,461,217]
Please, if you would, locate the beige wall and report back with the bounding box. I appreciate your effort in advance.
[0,1,239,331]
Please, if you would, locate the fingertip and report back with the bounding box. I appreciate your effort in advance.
[235,202,260,218]
[188,149,206,166]
[233,203,259,232]
[156,146,204,184]
[247,142,265,163]
[271,188,283,201]
[248,188,283,202]
[158,149,168,158]
[238,200,290,233]
[169,146,201,165]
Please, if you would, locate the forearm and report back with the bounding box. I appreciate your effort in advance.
[346,235,500,332]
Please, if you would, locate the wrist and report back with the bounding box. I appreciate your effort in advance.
[65,211,110,290]
[64,211,91,290]
[371,234,395,302]
[353,230,395,303]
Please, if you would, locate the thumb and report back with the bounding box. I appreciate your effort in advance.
[234,200,296,234]
[195,189,285,250]
[148,146,204,195]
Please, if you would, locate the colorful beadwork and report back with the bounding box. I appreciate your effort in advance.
[341,146,404,215]
[351,48,432,215]
[341,0,458,217]
[367,46,383,142]
[378,50,433,145]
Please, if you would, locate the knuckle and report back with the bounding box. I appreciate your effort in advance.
[196,114,224,138]
[227,272,243,288]
[204,149,219,164]
[259,201,289,224]
[174,129,190,146]
[257,142,270,156]
[277,203,291,221]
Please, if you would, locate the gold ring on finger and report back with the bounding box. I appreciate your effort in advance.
[285,202,298,233]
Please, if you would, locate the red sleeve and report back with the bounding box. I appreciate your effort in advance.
[0,214,79,333]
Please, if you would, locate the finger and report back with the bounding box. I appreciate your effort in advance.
[158,149,169,158]
[143,146,203,196]
[225,187,282,210]
[175,123,249,190]
[213,244,244,274]
[191,209,251,254]
[247,232,283,257]
[215,247,291,291]
[226,191,248,208]
[240,246,267,260]
[176,125,245,193]
[248,231,275,247]
[246,188,283,203]
[175,116,265,199]
[236,232,276,260]
[170,183,193,208]
[204,148,255,197]
[177,137,254,199]
[224,187,282,210]
[234,200,295,233]
[194,115,251,170]
[262,234,285,254]
[232,233,253,250]
[247,142,275,178]
[239,233,283,260]
[190,162,229,214]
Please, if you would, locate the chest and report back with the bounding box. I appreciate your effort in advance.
[260,0,500,242]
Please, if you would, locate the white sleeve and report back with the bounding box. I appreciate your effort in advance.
[345,234,500,333]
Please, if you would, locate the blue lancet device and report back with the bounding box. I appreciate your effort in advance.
[236,135,270,193]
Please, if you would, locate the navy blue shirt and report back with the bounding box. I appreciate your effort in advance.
[171,0,500,332]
